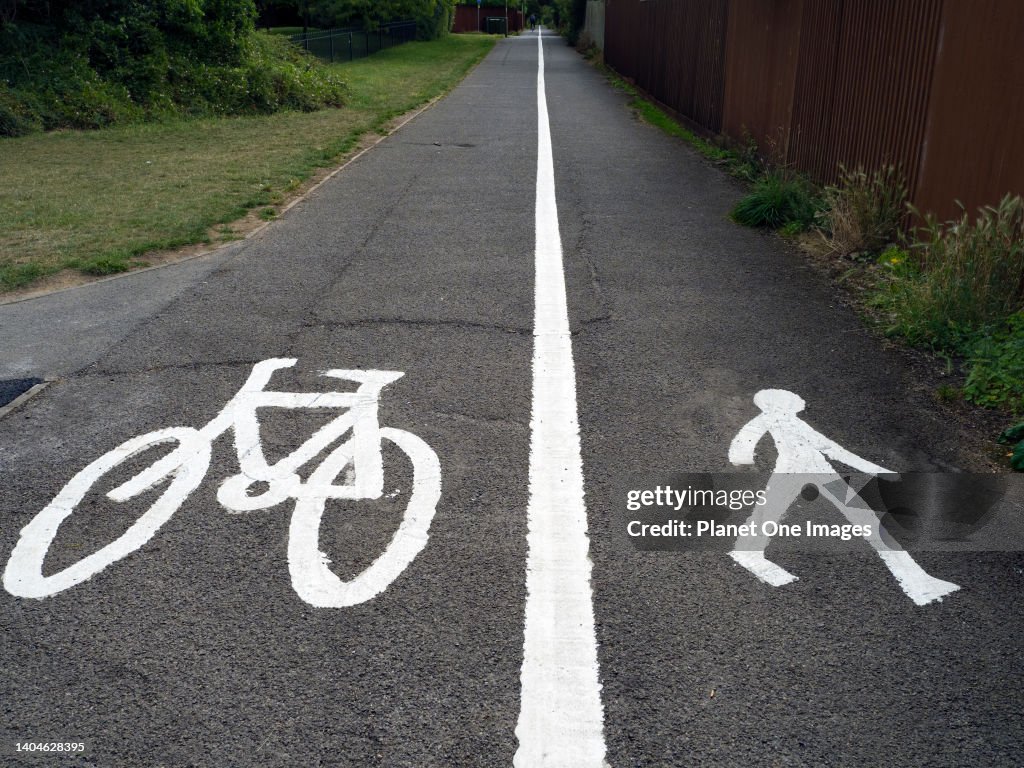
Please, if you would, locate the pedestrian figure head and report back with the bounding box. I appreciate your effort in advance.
[753,389,806,415]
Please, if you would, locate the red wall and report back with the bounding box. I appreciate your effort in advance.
[604,0,1024,221]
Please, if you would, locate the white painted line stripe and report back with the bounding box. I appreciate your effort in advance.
[514,30,607,768]
[729,550,798,586]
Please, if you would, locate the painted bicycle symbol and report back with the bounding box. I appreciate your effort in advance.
[3,358,442,608]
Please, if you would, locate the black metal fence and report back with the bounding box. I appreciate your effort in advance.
[290,21,417,63]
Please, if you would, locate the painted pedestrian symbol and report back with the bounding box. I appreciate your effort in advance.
[728,389,960,606]
[3,358,442,608]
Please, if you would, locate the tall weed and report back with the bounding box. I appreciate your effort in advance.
[819,165,906,258]
[879,194,1024,348]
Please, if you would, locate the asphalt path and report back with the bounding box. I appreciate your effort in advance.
[2,31,1023,767]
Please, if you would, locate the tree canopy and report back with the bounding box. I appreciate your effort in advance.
[304,0,455,37]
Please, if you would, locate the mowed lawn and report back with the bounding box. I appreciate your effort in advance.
[0,35,496,291]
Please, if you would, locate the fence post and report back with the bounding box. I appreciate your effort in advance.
[330,31,334,62]
[349,32,353,61]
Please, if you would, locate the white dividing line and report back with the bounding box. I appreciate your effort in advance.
[514,30,607,768]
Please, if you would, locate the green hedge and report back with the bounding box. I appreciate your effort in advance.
[0,3,346,136]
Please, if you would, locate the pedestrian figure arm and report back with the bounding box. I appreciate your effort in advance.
[818,439,894,476]
[729,416,767,466]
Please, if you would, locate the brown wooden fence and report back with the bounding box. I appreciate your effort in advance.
[603,0,1024,220]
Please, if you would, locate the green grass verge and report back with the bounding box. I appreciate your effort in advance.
[0,34,495,292]
[596,63,759,177]
[597,61,821,235]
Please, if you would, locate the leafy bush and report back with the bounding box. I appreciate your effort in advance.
[819,164,907,258]
[998,423,1024,471]
[963,312,1024,412]
[310,0,455,39]
[731,170,820,231]
[413,0,456,40]
[170,35,345,116]
[0,3,345,136]
[0,83,41,136]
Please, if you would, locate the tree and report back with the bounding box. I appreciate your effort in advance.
[308,0,453,38]
[5,0,256,63]
[254,0,302,31]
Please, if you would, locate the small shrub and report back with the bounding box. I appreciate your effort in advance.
[0,84,41,136]
[728,131,763,182]
[876,245,912,271]
[998,423,1024,471]
[963,312,1024,412]
[731,170,820,231]
[819,164,907,258]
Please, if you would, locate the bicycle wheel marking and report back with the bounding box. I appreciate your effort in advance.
[514,29,607,768]
[3,358,442,608]
[3,428,211,599]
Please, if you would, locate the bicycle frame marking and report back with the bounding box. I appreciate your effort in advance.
[3,358,442,608]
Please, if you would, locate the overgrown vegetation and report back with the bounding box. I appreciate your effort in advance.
[591,50,1024,467]
[302,0,456,39]
[998,422,1024,471]
[851,195,1024,468]
[0,34,495,290]
[873,196,1024,350]
[597,64,767,180]
[818,165,907,258]
[0,1,347,137]
[868,197,1024,453]
[731,170,820,232]
[551,0,586,45]
[964,312,1024,410]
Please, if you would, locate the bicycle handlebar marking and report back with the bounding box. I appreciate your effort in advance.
[3,358,442,608]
